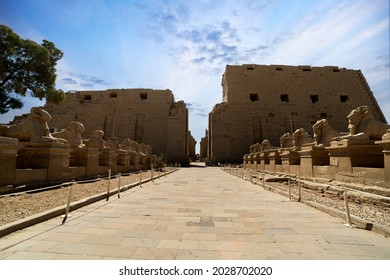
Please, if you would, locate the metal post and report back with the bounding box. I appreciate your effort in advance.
[288,178,291,201]
[117,172,121,199]
[241,168,244,179]
[106,169,111,201]
[262,173,265,189]
[151,164,154,181]
[250,171,253,184]
[139,171,142,187]
[344,191,352,226]
[298,177,302,202]
[62,180,74,224]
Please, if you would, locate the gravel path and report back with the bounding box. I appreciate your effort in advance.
[237,169,390,231]
[0,170,153,226]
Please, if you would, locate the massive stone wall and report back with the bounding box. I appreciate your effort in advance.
[187,131,196,161]
[200,129,208,160]
[44,88,189,163]
[208,64,387,163]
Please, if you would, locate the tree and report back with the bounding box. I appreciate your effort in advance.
[0,24,65,114]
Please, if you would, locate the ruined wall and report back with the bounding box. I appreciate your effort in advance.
[44,89,188,162]
[187,131,196,161]
[209,64,387,163]
[200,129,208,160]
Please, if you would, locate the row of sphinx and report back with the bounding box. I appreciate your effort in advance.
[0,107,154,157]
[248,105,390,154]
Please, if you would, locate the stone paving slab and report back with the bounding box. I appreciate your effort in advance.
[0,166,389,260]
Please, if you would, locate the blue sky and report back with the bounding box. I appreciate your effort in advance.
[1,0,389,151]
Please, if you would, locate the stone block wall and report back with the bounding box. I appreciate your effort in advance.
[208,64,387,163]
[200,129,208,160]
[44,89,189,163]
[187,131,196,161]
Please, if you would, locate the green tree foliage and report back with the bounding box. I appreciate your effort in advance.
[0,24,65,114]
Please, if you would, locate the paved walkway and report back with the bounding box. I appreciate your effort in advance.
[0,166,389,260]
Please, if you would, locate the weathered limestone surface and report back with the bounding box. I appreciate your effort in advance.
[200,129,208,161]
[1,107,67,144]
[376,130,390,184]
[243,106,389,187]
[208,64,386,163]
[0,108,157,189]
[43,89,189,163]
[0,137,19,185]
[52,121,85,148]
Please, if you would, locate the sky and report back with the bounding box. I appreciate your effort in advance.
[0,0,389,153]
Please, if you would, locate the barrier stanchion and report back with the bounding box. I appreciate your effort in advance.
[298,177,302,202]
[344,191,352,226]
[117,172,121,199]
[288,178,292,201]
[62,180,74,224]
[139,171,142,187]
[151,164,154,181]
[106,169,111,201]
[262,173,265,189]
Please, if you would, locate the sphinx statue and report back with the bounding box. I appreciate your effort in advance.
[382,129,390,140]
[249,143,261,153]
[139,143,152,155]
[333,106,390,141]
[280,132,294,149]
[83,130,107,149]
[105,137,128,151]
[292,128,315,149]
[261,139,276,151]
[312,119,341,146]
[52,121,85,148]
[0,107,67,144]
[120,138,141,156]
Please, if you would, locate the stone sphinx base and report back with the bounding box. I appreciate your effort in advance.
[70,147,100,177]
[268,149,281,172]
[117,150,130,167]
[0,137,19,185]
[258,152,269,171]
[244,153,256,169]
[99,149,117,169]
[298,145,330,178]
[279,148,300,174]
[375,138,390,185]
[326,139,384,178]
[16,141,71,181]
